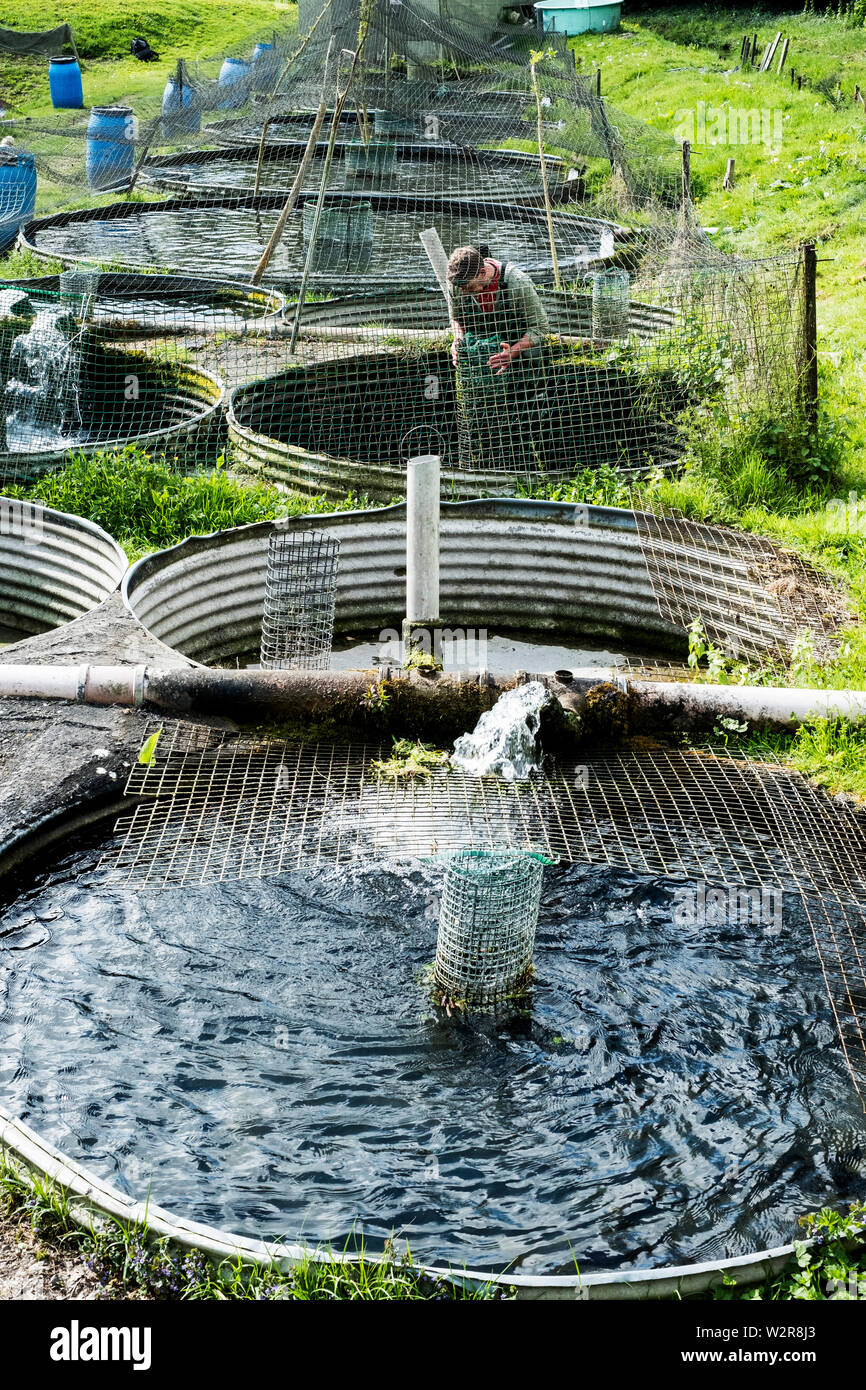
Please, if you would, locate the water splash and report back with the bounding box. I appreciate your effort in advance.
[450,680,551,781]
[4,306,83,453]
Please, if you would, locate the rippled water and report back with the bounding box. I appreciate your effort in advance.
[33,207,597,286]
[142,151,546,200]
[1,829,864,1275]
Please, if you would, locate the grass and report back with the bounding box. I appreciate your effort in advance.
[2,447,380,563]
[0,1,293,117]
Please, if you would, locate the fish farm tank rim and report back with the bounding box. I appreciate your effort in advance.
[0,494,129,567]
[0,789,821,1299]
[121,497,647,591]
[18,194,629,286]
[0,363,225,481]
[0,271,286,324]
[139,141,573,201]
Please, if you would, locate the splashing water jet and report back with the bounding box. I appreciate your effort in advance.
[449,680,551,781]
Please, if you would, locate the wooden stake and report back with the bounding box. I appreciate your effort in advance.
[762,32,781,72]
[802,240,818,431]
[723,157,735,191]
[251,36,336,285]
[758,42,772,73]
[531,55,561,291]
[750,33,758,63]
[681,139,691,207]
[595,68,601,97]
[777,37,789,74]
[288,46,362,352]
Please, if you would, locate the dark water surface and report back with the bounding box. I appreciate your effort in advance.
[1,828,864,1275]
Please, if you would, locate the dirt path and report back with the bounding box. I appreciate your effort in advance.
[0,1204,102,1301]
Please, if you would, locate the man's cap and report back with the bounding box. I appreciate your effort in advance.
[447,245,484,286]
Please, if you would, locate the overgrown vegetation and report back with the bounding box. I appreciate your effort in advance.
[3,447,376,562]
[370,737,449,781]
[713,1202,866,1300]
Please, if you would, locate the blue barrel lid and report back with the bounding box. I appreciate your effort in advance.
[0,148,35,166]
[49,54,79,63]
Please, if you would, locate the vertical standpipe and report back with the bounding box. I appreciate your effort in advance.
[403,453,441,658]
[434,850,545,1009]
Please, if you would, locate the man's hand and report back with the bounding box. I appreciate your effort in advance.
[488,341,514,375]
[451,339,460,368]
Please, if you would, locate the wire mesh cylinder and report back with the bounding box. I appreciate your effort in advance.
[260,530,340,670]
[591,268,630,341]
[434,850,544,1008]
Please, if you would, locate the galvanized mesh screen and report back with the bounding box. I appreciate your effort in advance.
[260,528,340,669]
[0,0,813,493]
[433,848,544,1008]
[632,508,848,663]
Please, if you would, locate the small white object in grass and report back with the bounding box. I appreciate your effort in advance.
[96,767,107,775]
[0,135,14,148]
[93,748,111,757]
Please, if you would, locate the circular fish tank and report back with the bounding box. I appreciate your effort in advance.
[227,348,687,500]
[21,194,620,289]
[0,286,223,481]
[1,795,864,1280]
[122,501,688,669]
[0,499,126,645]
[141,141,571,202]
[4,272,285,336]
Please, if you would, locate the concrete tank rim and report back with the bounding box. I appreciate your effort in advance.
[0,791,813,1299]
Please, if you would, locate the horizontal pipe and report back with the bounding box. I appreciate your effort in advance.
[629,681,866,731]
[2,665,866,735]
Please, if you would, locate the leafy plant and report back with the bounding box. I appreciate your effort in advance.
[370,738,448,781]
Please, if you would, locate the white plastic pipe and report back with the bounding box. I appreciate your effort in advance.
[405,453,440,624]
[0,664,145,704]
[629,681,866,729]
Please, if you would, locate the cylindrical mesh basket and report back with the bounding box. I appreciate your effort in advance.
[434,849,544,1008]
[260,529,341,670]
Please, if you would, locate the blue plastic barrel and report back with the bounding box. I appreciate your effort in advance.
[251,41,279,92]
[86,106,135,191]
[0,150,37,253]
[48,55,84,109]
[162,76,201,137]
[218,57,251,109]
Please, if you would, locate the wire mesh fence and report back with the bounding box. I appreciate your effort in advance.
[260,528,341,669]
[632,509,850,664]
[0,0,814,491]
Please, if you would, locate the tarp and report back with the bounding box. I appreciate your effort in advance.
[0,25,76,57]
